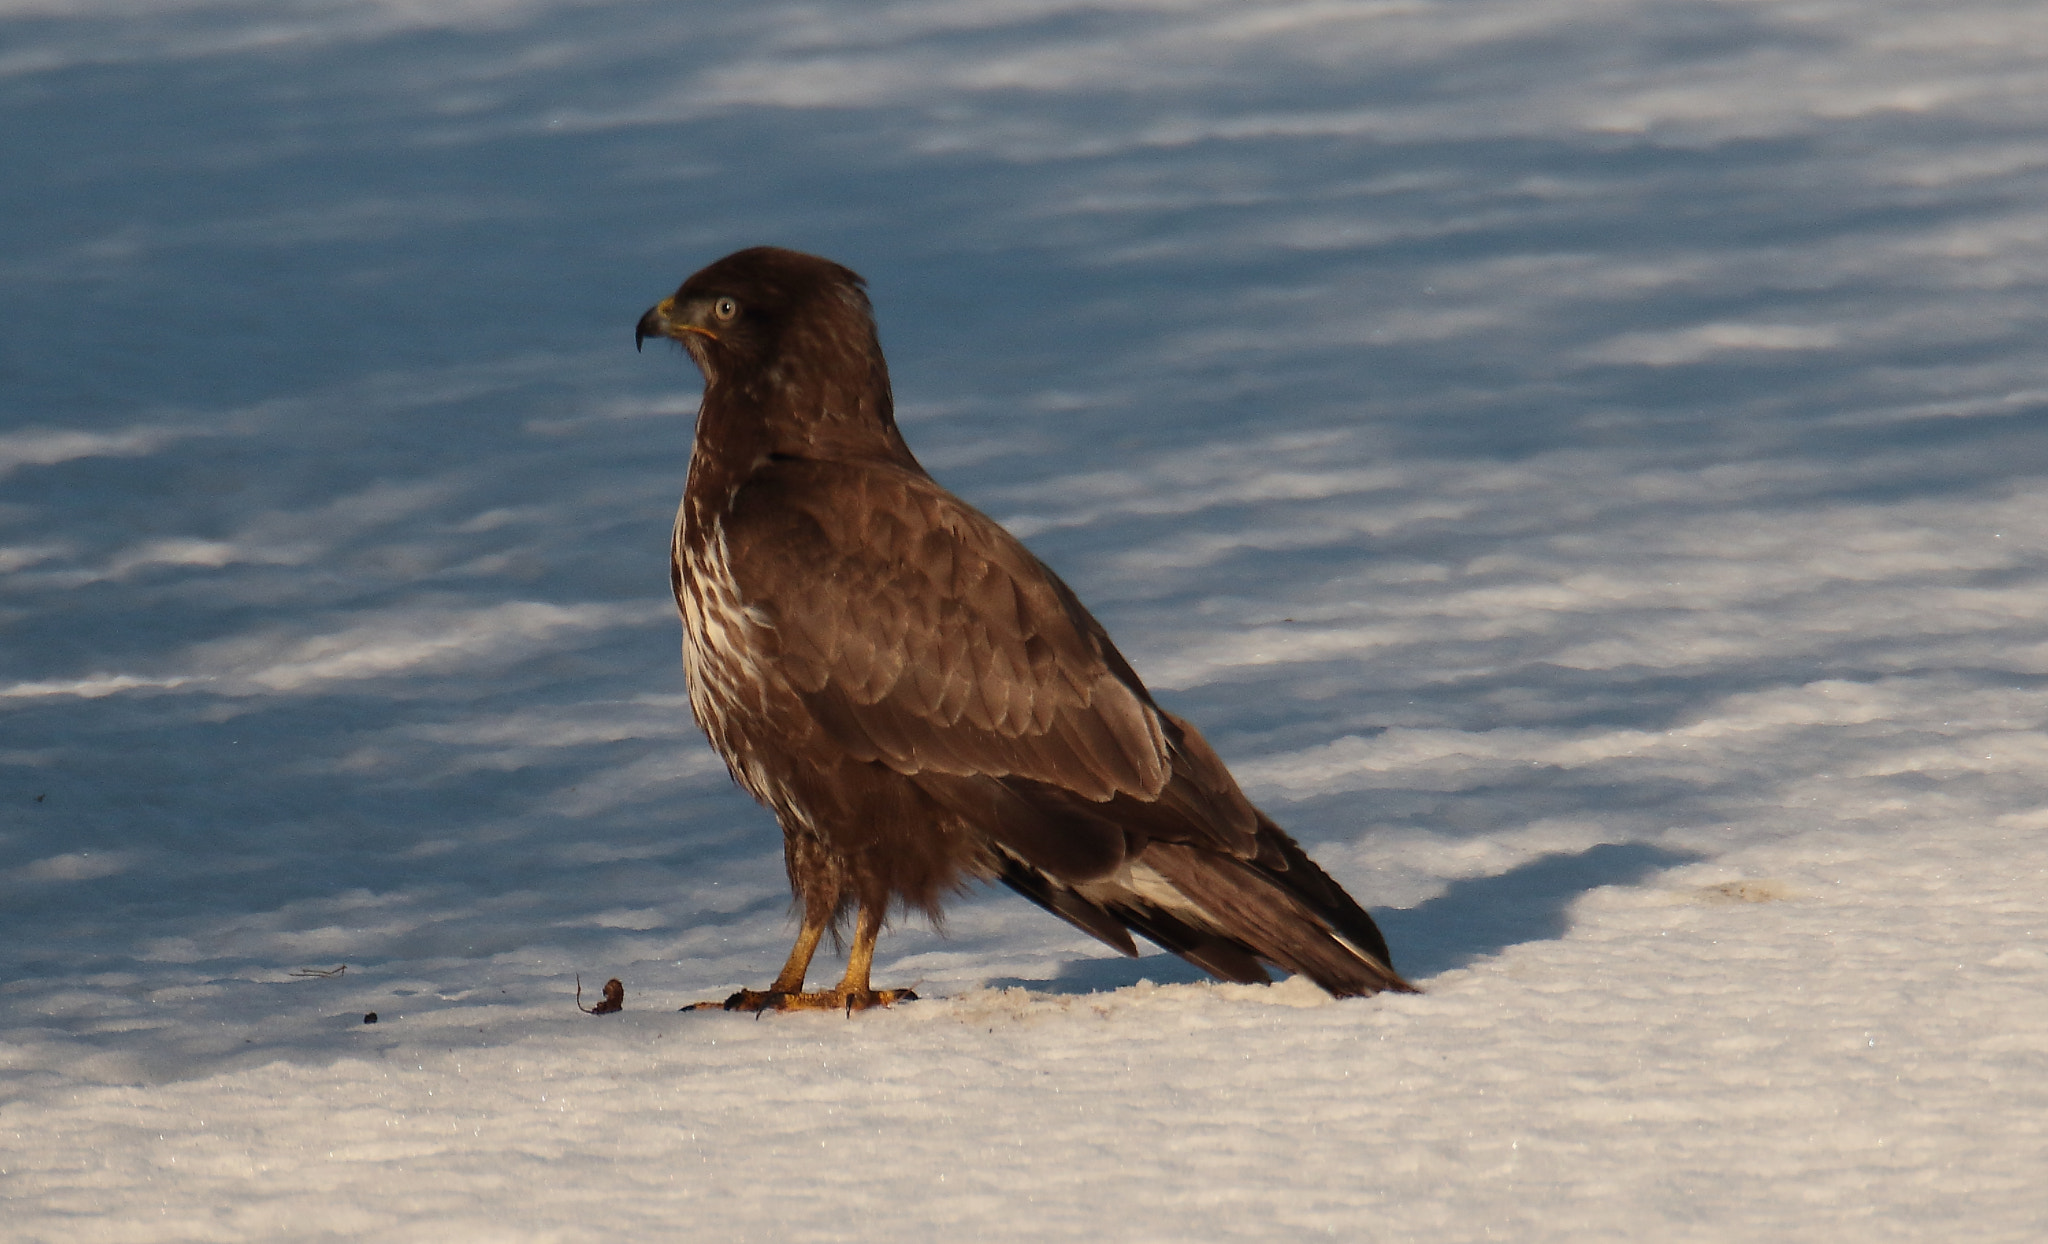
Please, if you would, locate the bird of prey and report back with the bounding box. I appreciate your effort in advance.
[637,247,1413,1011]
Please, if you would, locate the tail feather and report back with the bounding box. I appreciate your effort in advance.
[1097,894,1272,985]
[1242,813,1397,970]
[993,850,1138,957]
[994,835,1416,998]
[1141,841,1414,997]
[993,848,1270,984]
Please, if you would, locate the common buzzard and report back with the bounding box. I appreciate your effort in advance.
[637,247,1412,1011]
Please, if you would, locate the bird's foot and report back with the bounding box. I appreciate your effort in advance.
[683,987,918,1014]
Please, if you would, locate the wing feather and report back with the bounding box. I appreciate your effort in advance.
[724,459,1171,803]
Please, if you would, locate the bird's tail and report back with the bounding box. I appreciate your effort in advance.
[997,817,1416,998]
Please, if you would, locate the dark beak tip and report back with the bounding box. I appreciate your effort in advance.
[634,305,664,354]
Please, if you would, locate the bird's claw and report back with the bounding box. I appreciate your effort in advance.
[681,987,918,1014]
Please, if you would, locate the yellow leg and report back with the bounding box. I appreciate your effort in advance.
[768,917,826,994]
[690,902,916,1014]
[835,902,884,996]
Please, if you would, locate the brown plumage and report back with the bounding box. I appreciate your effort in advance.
[637,247,1414,1011]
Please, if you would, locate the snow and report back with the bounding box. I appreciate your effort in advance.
[4,0,2047,1238]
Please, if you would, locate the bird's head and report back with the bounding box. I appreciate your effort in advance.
[636,247,871,386]
[636,247,911,464]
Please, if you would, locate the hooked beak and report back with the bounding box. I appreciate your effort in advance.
[635,296,719,353]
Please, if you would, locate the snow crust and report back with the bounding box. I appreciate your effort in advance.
[4,0,2046,1238]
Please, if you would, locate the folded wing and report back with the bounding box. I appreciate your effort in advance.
[724,457,1411,996]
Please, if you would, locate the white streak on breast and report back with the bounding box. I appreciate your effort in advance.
[673,498,791,819]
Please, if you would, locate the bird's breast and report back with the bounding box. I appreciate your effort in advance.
[672,504,785,804]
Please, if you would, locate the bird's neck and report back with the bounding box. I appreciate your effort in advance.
[684,373,921,525]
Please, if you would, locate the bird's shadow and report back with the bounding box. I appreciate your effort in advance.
[1375,841,1706,979]
[985,951,1217,994]
[985,841,1703,995]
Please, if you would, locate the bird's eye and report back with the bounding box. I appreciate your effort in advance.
[713,297,739,321]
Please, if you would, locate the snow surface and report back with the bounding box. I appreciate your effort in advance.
[5,0,2048,1238]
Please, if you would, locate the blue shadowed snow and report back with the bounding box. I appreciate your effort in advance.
[4,2,2047,1239]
